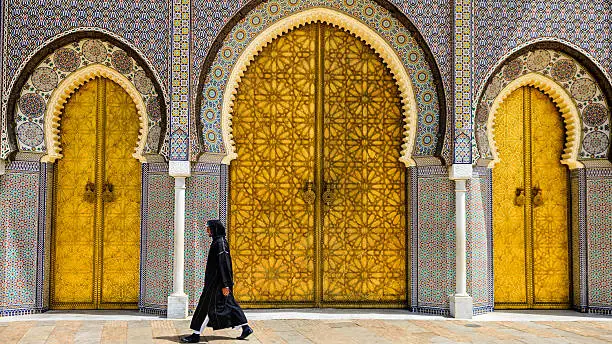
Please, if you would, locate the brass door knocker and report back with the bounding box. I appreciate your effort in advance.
[84,181,96,203]
[532,185,544,207]
[322,181,336,206]
[102,181,115,203]
[302,180,315,205]
[514,187,525,206]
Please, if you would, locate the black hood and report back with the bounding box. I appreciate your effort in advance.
[207,219,226,238]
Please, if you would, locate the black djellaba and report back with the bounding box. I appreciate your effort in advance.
[180,220,253,343]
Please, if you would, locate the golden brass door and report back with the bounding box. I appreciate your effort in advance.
[230,23,406,307]
[52,77,141,309]
[493,86,570,309]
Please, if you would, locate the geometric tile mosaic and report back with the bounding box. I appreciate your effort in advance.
[193,0,451,160]
[414,173,455,311]
[2,0,170,92]
[140,162,225,314]
[409,166,493,314]
[185,167,221,311]
[452,0,473,164]
[466,170,494,313]
[170,0,191,161]
[475,49,611,162]
[585,171,612,311]
[139,166,174,314]
[1,1,171,161]
[0,169,40,313]
[10,39,164,159]
[197,0,441,158]
[474,0,612,103]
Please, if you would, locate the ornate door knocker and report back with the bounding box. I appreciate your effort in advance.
[532,185,544,207]
[102,182,115,203]
[322,180,336,206]
[84,181,96,203]
[302,180,316,205]
[514,187,525,206]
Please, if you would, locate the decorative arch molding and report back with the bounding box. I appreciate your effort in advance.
[222,8,416,166]
[475,48,611,165]
[475,39,612,108]
[486,73,582,169]
[0,31,168,159]
[8,37,166,163]
[42,65,149,163]
[197,0,445,166]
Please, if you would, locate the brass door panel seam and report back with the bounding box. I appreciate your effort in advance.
[314,23,324,307]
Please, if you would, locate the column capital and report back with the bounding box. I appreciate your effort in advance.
[169,160,191,177]
[449,164,473,180]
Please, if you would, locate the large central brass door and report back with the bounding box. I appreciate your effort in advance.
[493,86,570,309]
[52,78,141,309]
[230,23,406,307]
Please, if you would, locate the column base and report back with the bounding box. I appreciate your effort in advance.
[449,294,473,319]
[167,294,189,319]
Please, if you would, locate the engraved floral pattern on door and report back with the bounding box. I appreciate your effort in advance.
[53,78,140,309]
[493,86,569,309]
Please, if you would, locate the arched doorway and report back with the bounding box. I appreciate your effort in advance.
[229,23,406,308]
[51,77,141,309]
[493,86,570,309]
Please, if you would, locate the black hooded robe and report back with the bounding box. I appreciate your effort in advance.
[190,220,248,331]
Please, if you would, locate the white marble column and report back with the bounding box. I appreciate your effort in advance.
[167,161,191,319]
[0,159,5,175]
[449,164,473,319]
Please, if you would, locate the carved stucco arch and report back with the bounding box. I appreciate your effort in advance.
[487,73,582,170]
[221,7,418,166]
[42,65,149,163]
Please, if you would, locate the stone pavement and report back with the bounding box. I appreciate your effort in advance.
[0,310,610,343]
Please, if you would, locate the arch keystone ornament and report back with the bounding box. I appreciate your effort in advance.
[42,65,149,163]
[486,73,582,169]
[220,7,417,166]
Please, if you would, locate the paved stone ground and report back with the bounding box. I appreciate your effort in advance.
[0,311,611,343]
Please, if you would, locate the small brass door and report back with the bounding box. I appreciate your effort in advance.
[493,86,570,309]
[230,23,406,308]
[52,78,141,309]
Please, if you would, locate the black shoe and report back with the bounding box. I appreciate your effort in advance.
[180,333,201,343]
[237,325,253,340]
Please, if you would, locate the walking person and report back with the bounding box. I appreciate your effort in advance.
[180,220,253,343]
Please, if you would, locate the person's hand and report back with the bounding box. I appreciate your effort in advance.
[222,287,230,296]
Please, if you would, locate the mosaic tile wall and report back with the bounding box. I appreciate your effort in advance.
[466,169,494,313]
[2,0,171,92]
[0,162,43,316]
[475,49,610,162]
[474,0,612,101]
[1,1,171,162]
[413,170,454,312]
[585,168,612,313]
[452,0,474,164]
[409,166,492,314]
[195,0,443,159]
[191,0,452,160]
[140,164,174,314]
[141,162,226,314]
[170,0,192,161]
[10,39,164,158]
[184,164,223,311]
